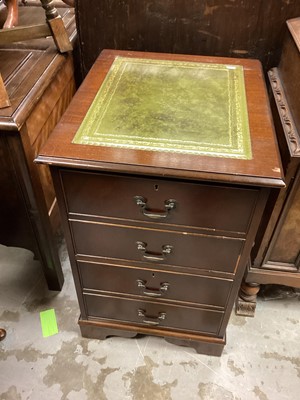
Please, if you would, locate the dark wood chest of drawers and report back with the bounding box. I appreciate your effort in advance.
[0,7,76,290]
[37,50,283,355]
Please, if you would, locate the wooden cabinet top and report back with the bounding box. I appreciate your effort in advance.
[37,49,284,187]
[0,7,76,131]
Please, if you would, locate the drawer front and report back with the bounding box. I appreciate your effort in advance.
[79,261,233,308]
[71,220,243,273]
[61,170,258,233]
[84,293,223,335]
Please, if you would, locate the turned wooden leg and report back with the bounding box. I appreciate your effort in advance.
[0,328,6,341]
[235,281,260,317]
[3,0,18,28]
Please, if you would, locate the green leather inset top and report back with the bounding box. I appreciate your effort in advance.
[73,57,252,159]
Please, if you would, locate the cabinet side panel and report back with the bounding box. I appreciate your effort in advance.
[269,172,300,265]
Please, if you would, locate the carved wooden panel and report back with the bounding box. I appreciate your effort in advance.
[269,68,300,157]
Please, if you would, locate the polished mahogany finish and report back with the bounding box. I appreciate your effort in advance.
[78,261,232,308]
[37,50,283,187]
[61,170,259,234]
[37,50,283,354]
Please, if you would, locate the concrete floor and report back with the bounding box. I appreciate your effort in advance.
[0,243,299,400]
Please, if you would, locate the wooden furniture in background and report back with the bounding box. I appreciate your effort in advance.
[0,0,73,53]
[37,50,283,354]
[74,0,300,78]
[237,18,300,316]
[0,6,76,290]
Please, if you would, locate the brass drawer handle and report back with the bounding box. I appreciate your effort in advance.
[134,196,176,219]
[137,309,166,326]
[137,279,170,297]
[136,241,173,262]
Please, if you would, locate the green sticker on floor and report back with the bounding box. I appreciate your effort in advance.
[40,309,58,338]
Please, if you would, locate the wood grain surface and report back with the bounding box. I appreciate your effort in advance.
[37,49,284,188]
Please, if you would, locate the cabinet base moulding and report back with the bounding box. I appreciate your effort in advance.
[78,318,226,356]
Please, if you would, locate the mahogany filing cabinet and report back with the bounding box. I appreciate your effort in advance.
[37,50,284,355]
